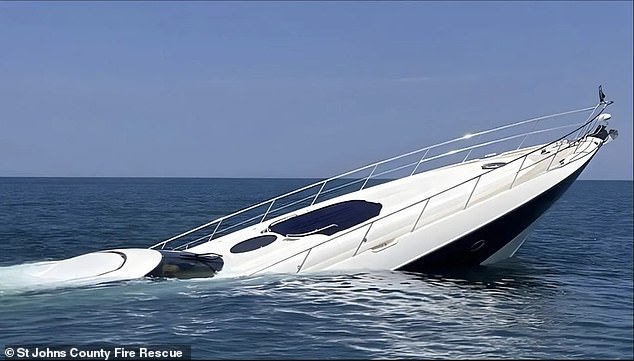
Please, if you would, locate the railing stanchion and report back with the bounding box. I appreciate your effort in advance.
[576,123,590,140]
[464,176,482,209]
[311,181,327,206]
[462,149,473,163]
[261,199,275,223]
[410,149,429,176]
[547,142,564,171]
[510,155,528,189]
[353,223,374,257]
[208,219,222,242]
[517,120,540,150]
[575,104,605,151]
[360,165,378,190]
[297,248,312,273]
[574,137,583,154]
[411,199,430,232]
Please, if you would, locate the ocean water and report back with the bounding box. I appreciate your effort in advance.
[0,178,632,359]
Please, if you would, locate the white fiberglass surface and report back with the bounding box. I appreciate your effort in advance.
[28,251,126,280]
[0,249,164,293]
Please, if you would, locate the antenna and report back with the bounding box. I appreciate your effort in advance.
[599,85,606,103]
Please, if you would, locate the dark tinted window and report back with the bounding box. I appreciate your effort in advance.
[230,235,278,254]
[147,251,224,279]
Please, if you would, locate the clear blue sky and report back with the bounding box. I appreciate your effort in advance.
[1,1,632,179]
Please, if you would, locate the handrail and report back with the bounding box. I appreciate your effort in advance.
[247,101,611,275]
[150,103,604,250]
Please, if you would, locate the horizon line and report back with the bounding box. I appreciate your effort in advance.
[0,176,631,182]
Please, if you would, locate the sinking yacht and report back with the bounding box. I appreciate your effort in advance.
[26,87,619,285]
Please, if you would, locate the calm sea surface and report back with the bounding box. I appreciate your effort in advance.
[0,178,632,359]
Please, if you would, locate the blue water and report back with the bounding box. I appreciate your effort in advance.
[1,178,632,359]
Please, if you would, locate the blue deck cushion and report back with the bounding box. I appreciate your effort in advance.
[269,200,382,237]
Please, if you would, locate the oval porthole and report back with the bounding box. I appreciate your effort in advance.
[230,235,278,254]
[482,162,507,170]
[470,239,486,252]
